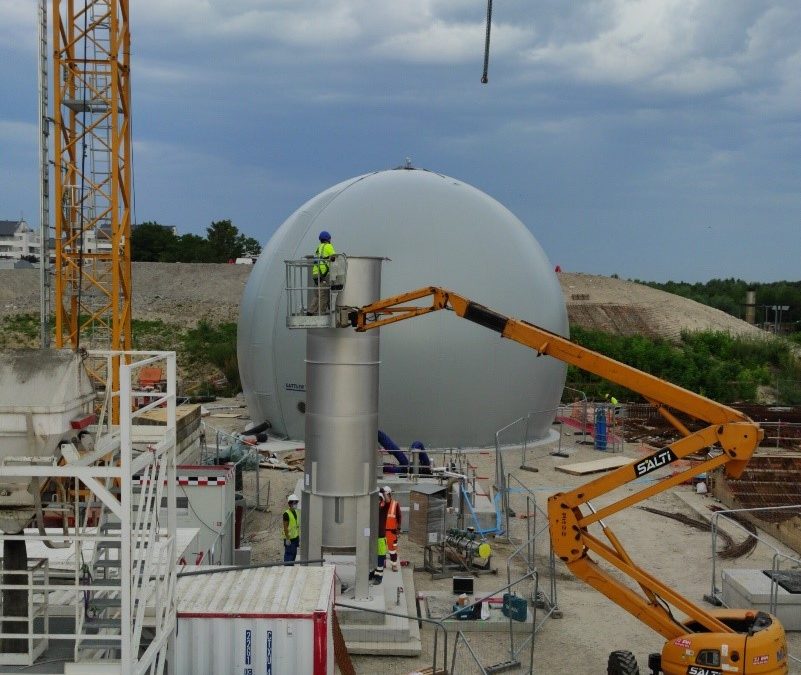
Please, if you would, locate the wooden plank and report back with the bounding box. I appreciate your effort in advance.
[556,455,635,476]
[136,404,200,425]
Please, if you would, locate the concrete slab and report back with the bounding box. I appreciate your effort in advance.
[340,566,409,641]
[339,566,422,656]
[722,568,801,630]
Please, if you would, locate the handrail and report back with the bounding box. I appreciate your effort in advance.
[494,415,526,529]
[494,404,563,537]
[560,387,589,444]
[460,483,499,536]
[506,473,559,626]
[708,505,801,603]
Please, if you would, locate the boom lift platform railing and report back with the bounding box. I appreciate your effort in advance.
[285,254,348,329]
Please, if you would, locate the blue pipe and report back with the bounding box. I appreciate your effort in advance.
[377,430,409,467]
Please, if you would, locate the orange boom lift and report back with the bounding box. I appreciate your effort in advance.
[350,286,787,675]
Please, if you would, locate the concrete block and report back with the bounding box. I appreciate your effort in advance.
[722,568,801,630]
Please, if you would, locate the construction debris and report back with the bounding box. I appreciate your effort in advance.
[638,506,757,560]
[259,451,304,471]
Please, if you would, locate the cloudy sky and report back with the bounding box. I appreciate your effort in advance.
[1,0,799,282]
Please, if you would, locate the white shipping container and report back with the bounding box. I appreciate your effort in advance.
[175,565,336,675]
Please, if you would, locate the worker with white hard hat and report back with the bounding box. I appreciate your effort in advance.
[282,494,301,565]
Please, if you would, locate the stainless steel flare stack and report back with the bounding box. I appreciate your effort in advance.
[285,256,383,600]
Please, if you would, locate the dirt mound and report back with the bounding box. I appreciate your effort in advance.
[0,263,251,326]
[560,272,765,342]
[1,265,765,341]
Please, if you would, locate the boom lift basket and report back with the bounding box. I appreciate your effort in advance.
[285,255,348,329]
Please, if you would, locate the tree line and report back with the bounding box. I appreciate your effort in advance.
[131,220,261,263]
[633,277,801,328]
[567,327,801,405]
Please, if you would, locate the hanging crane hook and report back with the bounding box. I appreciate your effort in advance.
[481,0,493,84]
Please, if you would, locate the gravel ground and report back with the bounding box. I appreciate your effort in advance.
[208,411,801,675]
[0,263,251,326]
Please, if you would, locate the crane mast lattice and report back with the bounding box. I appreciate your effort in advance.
[51,0,132,356]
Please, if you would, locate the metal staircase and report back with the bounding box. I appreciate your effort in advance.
[0,351,178,673]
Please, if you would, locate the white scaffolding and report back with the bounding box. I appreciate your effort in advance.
[0,350,177,674]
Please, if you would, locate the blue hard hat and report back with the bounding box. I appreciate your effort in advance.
[410,440,425,450]
[319,230,331,242]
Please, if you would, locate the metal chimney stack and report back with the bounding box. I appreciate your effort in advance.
[293,256,384,600]
[745,289,756,325]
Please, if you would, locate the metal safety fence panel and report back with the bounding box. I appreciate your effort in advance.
[504,474,560,629]
[446,571,539,675]
[200,424,270,558]
[708,505,801,669]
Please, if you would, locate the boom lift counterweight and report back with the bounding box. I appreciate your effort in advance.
[350,286,787,675]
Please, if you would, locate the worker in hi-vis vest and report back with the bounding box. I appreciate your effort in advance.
[605,393,621,424]
[370,487,391,585]
[307,230,336,315]
[282,494,300,565]
[383,485,402,571]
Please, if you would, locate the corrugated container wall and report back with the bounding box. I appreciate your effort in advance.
[175,565,336,675]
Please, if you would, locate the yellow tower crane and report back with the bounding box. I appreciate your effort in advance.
[51,0,132,357]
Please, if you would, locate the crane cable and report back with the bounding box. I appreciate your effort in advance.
[481,0,493,84]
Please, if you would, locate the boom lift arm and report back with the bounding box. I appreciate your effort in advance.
[350,286,764,641]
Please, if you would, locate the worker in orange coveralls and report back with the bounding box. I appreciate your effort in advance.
[370,488,389,585]
[383,485,402,572]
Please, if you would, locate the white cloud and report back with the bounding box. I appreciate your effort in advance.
[133,0,504,59]
[372,20,532,64]
[650,60,742,95]
[135,0,364,47]
[521,0,801,98]
[734,5,801,115]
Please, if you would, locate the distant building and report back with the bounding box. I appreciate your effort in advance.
[0,218,41,261]
[0,219,180,265]
[46,223,178,261]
